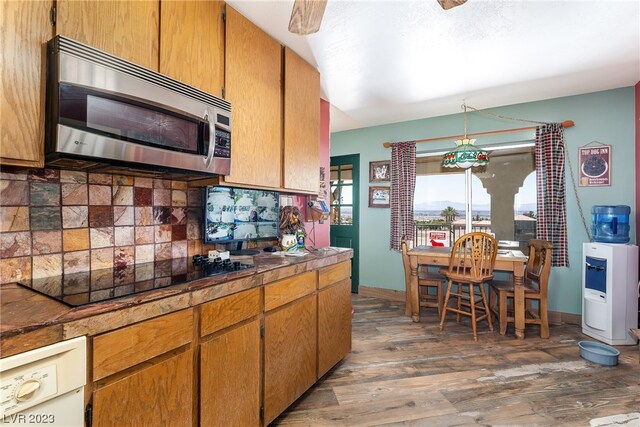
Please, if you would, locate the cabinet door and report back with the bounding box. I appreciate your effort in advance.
[0,1,52,167]
[56,0,159,70]
[200,319,261,427]
[283,48,320,193]
[264,295,317,425]
[318,278,352,377]
[160,0,224,97]
[92,349,193,427]
[224,6,282,189]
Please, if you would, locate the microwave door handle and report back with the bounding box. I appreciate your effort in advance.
[204,112,215,167]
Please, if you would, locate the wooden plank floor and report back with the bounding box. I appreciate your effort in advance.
[273,295,640,426]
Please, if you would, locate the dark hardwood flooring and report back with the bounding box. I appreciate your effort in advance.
[274,295,640,426]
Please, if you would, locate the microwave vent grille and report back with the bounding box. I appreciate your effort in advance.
[53,36,230,113]
[46,157,102,170]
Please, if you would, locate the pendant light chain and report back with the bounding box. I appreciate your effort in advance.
[465,104,550,126]
[463,103,468,137]
[443,103,489,169]
[563,139,591,241]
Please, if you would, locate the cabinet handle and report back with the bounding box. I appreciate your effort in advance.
[50,6,56,26]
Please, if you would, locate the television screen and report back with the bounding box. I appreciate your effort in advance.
[204,186,280,243]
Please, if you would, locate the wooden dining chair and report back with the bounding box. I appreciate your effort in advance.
[439,232,497,341]
[489,239,553,338]
[401,237,446,317]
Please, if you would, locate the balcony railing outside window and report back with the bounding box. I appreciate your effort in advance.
[414,221,535,251]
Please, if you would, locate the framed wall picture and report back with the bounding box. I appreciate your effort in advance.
[579,144,611,187]
[369,160,391,182]
[369,186,390,208]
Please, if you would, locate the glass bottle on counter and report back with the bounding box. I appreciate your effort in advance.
[296,228,305,249]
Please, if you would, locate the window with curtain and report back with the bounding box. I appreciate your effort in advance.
[413,144,537,251]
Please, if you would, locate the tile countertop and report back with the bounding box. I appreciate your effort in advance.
[0,247,353,358]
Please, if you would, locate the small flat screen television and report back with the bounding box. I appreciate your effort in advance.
[204,186,279,244]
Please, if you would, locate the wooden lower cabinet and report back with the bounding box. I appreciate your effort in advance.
[92,349,193,427]
[200,319,261,426]
[264,295,317,425]
[90,309,194,426]
[318,278,352,377]
[86,264,352,426]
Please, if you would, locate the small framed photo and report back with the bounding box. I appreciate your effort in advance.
[369,160,391,182]
[369,186,390,208]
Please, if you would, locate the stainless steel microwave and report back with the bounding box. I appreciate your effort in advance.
[45,36,231,178]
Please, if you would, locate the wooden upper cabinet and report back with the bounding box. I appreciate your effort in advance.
[160,0,224,97]
[284,48,320,193]
[0,0,53,168]
[224,6,282,189]
[56,0,160,71]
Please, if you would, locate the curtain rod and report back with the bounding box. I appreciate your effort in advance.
[382,120,575,148]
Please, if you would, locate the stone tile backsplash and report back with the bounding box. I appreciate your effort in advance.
[0,169,205,285]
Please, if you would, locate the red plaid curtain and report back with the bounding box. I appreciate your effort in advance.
[390,141,416,251]
[535,123,568,266]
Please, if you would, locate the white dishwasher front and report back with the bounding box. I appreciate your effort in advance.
[0,336,86,426]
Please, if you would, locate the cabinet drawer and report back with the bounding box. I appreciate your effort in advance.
[201,288,261,337]
[318,260,351,289]
[265,271,316,311]
[93,309,193,381]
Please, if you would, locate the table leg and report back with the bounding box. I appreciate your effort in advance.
[513,262,525,339]
[404,271,411,317]
[410,256,420,322]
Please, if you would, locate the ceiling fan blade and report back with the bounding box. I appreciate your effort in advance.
[437,0,468,10]
[288,0,328,35]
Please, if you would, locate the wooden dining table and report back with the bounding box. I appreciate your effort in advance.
[406,246,529,339]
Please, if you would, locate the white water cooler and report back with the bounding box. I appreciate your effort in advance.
[582,242,639,345]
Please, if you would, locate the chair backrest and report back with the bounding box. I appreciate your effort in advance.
[525,239,553,295]
[447,232,498,281]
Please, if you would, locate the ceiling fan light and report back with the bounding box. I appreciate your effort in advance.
[288,0,328,35]
[437,0,468,10]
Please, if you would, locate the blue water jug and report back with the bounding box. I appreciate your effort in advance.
[591,205,630,243]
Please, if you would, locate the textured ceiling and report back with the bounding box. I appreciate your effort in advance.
[226,0,640,132]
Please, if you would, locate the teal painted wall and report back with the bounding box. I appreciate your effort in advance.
[330,87,637,315]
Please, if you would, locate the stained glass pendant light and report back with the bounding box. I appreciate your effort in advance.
[442,104,489,169]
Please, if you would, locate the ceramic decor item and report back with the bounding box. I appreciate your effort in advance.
[280,234,298,252]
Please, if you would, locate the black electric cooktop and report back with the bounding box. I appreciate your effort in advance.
[19,256,254,307]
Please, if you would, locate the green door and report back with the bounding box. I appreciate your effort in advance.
[330,154,359,292]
